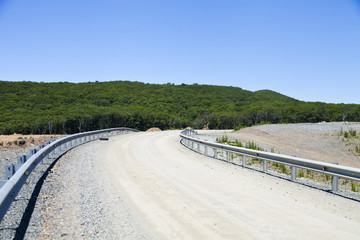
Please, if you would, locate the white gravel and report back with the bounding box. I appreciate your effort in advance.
[1,127,360,239]
[23,138,154,239]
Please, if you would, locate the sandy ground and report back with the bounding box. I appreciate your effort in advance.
[200,122,360,168]
[0,134,64,152]
[99,131,360,240]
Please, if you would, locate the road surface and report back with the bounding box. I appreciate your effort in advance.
[23,130,360,239]
[101,131,360,239]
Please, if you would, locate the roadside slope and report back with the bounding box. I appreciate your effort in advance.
[101,131,360,240]
[200,122,360,168]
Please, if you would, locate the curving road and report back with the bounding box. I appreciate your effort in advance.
[23,131,360,239]
[101,131,360,239]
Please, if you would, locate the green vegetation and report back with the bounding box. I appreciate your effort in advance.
[339,128,360,156]
[245,141,264,151]
[349,129,357,137]
[297,169,305,178]
[356,145,360,155]
[216,136,229,144]
[1,80,360,134]
[214,135,360,191]
[351,181,360,192]
[340,128,358,139]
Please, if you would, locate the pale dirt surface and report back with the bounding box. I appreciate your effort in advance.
[0,134,64,152]
[23,136,154,240]
[200,122,360,168]
[100,131,360,240]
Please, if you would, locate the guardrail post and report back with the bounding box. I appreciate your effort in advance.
[30,149,37,155]
[5,165,15,180]
[191,142,194,150]
[332,176,339,192]
[205,146,208,156]
[197,143,200,152]
[214,148,217,158]
[227,151,230,162]
[18,155,27,164]
[332,163,339,192]
[291,166,297,181]
[263,160,268,172]
[242,155,246,166]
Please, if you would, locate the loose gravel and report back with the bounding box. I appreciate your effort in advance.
[1,124,359,239]
[0,146,38,180]
[0,145,60,239]
[0,138,154,240]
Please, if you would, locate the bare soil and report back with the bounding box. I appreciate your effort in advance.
[146,127,162,132]
[202,122,360,168]
[0,134,65,152]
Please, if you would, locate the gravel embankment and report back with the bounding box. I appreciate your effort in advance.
[0,138,153,239]
[194,122,360,200]
[0,146,60,239]
[0,147,38,180]
[1,123,359,239]
[196,122,360,167]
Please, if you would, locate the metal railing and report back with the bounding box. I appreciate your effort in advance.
[0,127,139,222]
[180,130,360,192]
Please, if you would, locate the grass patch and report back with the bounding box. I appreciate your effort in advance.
[351,181,360,192]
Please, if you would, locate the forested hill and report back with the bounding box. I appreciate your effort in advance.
[0,80,359,134]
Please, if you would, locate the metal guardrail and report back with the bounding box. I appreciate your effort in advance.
[0,127,139,222]
[180,130,360,192]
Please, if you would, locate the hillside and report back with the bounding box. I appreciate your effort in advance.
[0,80,359,134]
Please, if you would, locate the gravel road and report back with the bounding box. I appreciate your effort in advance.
[24,136,153,240]
[1,129,360,239]
[100,131,360,239]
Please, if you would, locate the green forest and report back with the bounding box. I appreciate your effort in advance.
[0,80,359,134]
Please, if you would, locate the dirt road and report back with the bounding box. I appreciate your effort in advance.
[100,131,360,240]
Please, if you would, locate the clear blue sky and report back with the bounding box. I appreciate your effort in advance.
[1,0,360,104]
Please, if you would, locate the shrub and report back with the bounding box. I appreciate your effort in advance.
[351,181,360,192]
[245,141,264,151]
[234,139,243,147]
[349,128,357,137]
[218,135,228,144]
[356,145,360,154]
[279,164,288,174]
[234,125,246,131]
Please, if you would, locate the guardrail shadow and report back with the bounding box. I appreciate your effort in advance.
[12,151,68,240]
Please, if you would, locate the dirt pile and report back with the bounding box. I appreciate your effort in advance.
[146,127,162,132]
[0,134,64,152]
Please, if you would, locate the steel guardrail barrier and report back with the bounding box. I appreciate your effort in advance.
[0,127,139,222]
[180,130,360,192]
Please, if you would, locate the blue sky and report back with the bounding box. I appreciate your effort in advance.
[1,0,360,104]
